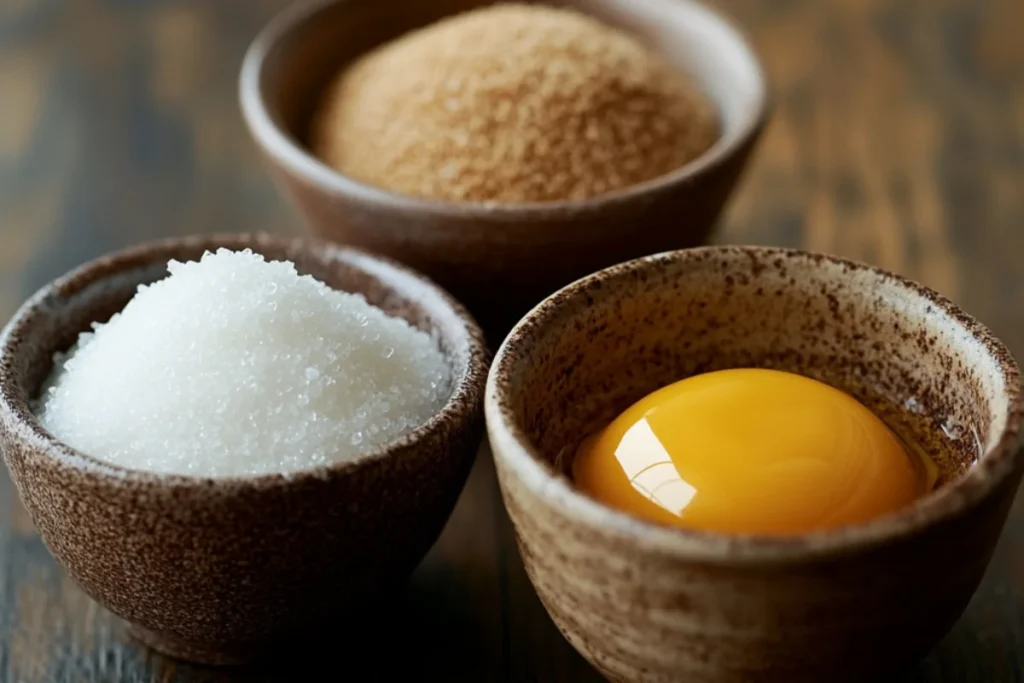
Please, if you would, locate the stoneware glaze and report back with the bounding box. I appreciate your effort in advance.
[0,234,489,665]
[239,0,769,340]
[486,246,1023,683]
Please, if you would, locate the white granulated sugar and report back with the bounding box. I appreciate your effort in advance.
[36,248,451,477]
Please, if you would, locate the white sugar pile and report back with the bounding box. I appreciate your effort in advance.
[35,248,451,477]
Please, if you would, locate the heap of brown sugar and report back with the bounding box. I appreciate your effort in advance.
[310,3,719,204]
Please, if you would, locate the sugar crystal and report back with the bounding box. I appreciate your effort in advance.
[36,248,451,477]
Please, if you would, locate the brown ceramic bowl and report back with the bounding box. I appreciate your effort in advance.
[238,0,769,340]
[0,233,489,665]
[485,246,1023,683]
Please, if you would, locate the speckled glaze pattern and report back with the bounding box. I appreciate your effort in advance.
[485,246,1023,683]
[239,0,769,341]
[0,234,489,665]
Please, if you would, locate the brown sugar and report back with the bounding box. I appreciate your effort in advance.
[309,3,719,204]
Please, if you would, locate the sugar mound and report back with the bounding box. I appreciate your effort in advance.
[310,3,718,203]
[36,248,451,477]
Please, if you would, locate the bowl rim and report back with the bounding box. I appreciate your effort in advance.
[0,233,490,489]
[485,245,1024,564]
[238,0,771,215]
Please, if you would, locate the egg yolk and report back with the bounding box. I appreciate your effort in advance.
[572,368,936,536]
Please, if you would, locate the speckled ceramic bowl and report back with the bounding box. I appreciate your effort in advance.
[239,0,769,340]
[0,234,489,665]
[486,246,1023,683]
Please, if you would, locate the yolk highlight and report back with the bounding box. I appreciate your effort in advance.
[572,368,936,535]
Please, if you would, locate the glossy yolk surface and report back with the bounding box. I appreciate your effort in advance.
[572,368,936,536]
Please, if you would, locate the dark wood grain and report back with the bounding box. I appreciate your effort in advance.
[0,0,1022,680]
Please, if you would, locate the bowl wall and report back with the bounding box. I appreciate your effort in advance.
[486,246,1022,683]
[0,235,488,664]
[241,0,769,338]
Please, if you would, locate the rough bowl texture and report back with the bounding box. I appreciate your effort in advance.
[486,246,1023,683]
[0,234,489,665]
[239,0,769,341]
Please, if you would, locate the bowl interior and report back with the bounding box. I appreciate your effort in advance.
[492,247,1019,518]
[2,235,478,470]
[248,0,765,176]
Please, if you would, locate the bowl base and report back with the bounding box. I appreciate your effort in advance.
[128,624,250,666]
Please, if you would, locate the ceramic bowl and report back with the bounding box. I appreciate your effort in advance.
[485,246,1023,683]
[0,233,489,665]
[239,0,769,340]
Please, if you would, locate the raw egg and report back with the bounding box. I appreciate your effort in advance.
[572,368,937,535]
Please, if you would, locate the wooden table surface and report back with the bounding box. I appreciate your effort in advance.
[1,0,1023,680]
